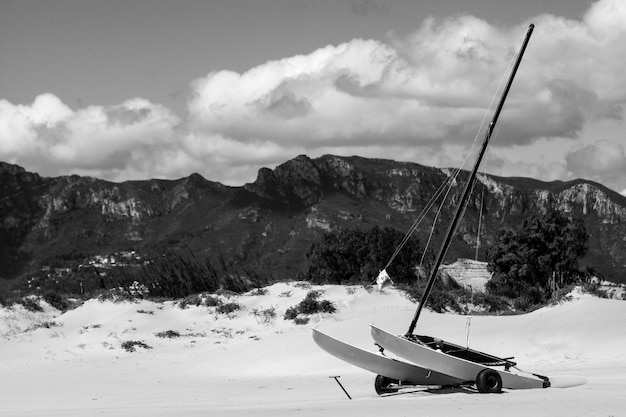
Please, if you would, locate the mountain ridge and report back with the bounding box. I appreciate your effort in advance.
[1,155,625,287]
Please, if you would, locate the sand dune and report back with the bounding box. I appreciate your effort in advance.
[1,284,625,416]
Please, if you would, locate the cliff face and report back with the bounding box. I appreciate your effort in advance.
[2,155,625,284]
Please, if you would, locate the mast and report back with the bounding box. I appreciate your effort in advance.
[406,23,535,336]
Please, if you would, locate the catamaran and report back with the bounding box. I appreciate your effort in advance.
[314,23,550,394]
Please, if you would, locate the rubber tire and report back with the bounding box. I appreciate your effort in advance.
[374,374,400,395]
[476,369,503,393]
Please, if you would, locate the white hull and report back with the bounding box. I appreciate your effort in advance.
[370,324,549,390]
[312,328,463,386]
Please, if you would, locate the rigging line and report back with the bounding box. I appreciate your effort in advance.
[381,40,518,273]
[476,183,485,260]
[383,99,497,271]
[385,120,488,270]
[419,177,454,269]
[384,143,478,272]
[412,80,506,266]
[421,51,518,266]
[419,152,479,270]
[467,57,515,261]
[382,171,456,270]
[417,125,489,268]
[479,50,518,152]
[383,160,467,272]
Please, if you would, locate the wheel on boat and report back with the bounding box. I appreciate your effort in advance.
[374,374,400,395]
[476,369,503,393]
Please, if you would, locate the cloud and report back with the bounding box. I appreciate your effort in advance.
[566,140,626,180]
[188,3,626,151]
[1,0,625,191]
[0,95,182,179]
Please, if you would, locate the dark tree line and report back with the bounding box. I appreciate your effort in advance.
[302,210,589,310]
[486,210,588,303]
[302,226,429,285]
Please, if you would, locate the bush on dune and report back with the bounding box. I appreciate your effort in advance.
[121,340,152,352]
[284,290,336,323]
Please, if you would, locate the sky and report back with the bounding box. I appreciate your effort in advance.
[1,0,625,196]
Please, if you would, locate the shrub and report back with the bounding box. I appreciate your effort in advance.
[283,306,299,320]
[205,295,222,307]
[294,317,310,325]
[121,340,153,352]
[402,277,462,313]
[179,294,202,309]
[96,289,135,303]
[251,307,276,324]
[18,297,43,313]
[477,293,510,313]
[248,288,269,296]
[28,321,61,331]
[427,288,462,314]
[284,290,336,321]
[216,302,242,315]
[155,330,181,338]
[582,282,608,298]
[43,291,71,311]
[513,296,540,312]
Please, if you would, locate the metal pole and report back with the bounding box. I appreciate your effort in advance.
[329,376,352,400]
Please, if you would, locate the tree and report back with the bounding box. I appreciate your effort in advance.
[486,210,588,303]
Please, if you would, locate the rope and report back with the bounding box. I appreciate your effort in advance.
[475,184,485,260]
[465,285,474,349]
[382,63,511,272]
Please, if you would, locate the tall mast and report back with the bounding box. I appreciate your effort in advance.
[406,24,535,336]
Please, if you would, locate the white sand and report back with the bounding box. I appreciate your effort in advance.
[2,284,625,416]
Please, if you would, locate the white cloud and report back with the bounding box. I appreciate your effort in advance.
[566,140,626,180]
[0,95,182,179]
[187,2,626,155]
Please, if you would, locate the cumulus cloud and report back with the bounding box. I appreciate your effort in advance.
[0,95,183,180]
[1,0,625,191]
[566,140,626,181]
[188,1,626,152]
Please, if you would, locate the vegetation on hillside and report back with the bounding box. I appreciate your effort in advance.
[0,209,595,315]
[106,252,268,298]
[1,250,268,305]
[300,225,512,313]
[301,215,592,312]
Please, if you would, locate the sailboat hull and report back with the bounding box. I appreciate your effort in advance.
[370,325,549,390]
[312,328,464,386]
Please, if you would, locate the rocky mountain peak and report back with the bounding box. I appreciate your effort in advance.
[244,155,323,206]
[0,162,26,176]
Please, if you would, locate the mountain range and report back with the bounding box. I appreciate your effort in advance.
[1,155,625,287]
